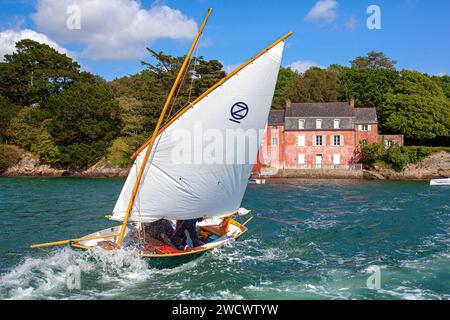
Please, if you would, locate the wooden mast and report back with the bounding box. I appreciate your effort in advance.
[130,31,293,160]
[116,8,213,247]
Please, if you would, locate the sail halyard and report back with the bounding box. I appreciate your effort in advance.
[112,35,290,225]
[116,8,214,246]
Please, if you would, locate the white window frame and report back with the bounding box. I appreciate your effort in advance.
[334,119,340,129]
[316,119,322,129]
[332,135,344,146]
[360,124,369,131]
[313,135,325,146]
[298,119,305,129]
[297,135,305,147]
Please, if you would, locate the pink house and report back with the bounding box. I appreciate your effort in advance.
[255,101,402,173]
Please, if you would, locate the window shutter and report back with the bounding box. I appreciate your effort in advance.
[368,125,372,131]
[322,135,326,146]
[313,135,316,146]
[358,125,362,131]
[341,135,344,146]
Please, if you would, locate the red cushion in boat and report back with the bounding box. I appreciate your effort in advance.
[155,245,185,254]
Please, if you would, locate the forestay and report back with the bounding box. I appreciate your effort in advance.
[111,41,285,222]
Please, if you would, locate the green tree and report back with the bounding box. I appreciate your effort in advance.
[338,68,400,126]
[0,95,21,142]
[287,67,339,103]
[0,39,80,106]
[350,51,397,70]
[431,74,450,99]
[111,50,226,136]
[382,71,450,143]
[30,131,60,163]
[8,106,44,148]
[0,145,22,173]
[45,80,122,168]
[116,96,147,136]
[272,67,298,109]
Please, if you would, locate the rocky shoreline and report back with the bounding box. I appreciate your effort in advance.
[2,150,449,180]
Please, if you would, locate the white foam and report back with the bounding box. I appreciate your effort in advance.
[0,248,153,300]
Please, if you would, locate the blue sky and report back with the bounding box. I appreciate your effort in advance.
[0,0,449,80]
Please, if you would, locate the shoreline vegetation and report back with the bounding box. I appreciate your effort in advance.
[0,40,449,179]
[1,145,448,180]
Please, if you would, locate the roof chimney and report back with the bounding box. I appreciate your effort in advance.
[285,99,291,109]
[349,98,355,108]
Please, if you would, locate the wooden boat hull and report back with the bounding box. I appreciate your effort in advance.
[70,216,253,268]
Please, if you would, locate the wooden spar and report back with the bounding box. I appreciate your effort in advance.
[30,234,121,249]
[116,8,213,247]
[130,31,294,160]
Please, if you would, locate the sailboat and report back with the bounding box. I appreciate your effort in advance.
[31,8,291,264]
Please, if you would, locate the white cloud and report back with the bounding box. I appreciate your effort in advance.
[345,16,357,31]
[0,29,71,60]
[32,0,198,60]
[305,0,338,24]
[435,72,447,77]
[288,60,324,74]
[223,63,240,74]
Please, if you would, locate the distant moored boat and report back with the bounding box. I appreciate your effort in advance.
[430,178,450,186]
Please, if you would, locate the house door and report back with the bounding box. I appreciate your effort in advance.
[298,154,305,167]
[315,154,322,168]
[333,154,341,165]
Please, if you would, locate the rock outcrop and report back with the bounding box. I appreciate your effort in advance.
[78,159,130,178]
[366,151,450,180]
[3,152,66,177]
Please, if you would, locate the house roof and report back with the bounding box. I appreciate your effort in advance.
[286,102,354,118]
[268,109,285,125]
[354,108,378,124]
[267,102,378,129]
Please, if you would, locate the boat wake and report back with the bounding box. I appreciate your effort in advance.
[0,248,154,300]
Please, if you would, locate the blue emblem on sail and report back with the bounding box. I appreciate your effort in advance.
[230,102,249,123]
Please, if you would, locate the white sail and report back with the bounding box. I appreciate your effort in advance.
[111,41,285,222]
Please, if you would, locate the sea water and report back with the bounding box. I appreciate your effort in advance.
[0,177,448,300]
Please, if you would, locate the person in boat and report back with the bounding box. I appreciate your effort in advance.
[172,218,204,249]
[143,219,175,247]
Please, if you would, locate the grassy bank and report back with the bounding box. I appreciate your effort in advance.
[361,144,450,171]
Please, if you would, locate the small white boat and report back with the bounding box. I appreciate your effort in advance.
[249,178,266,185]
[430,178,450,186]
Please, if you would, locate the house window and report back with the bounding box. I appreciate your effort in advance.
[272,137,278,145]
[298,119,305,129]
[316,119,322,129]
[334,119,340,129]
[332,135,343,146]
[297,135,305,147]
[385,140,395,148]
[360,124,369,131]
[298,154,305,165]
[333,154,341,165]
[314,135,324,146]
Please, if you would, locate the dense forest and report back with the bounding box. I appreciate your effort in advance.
[0,40,449,171]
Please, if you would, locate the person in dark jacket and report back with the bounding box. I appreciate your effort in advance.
[143,219,175,246]
[172,218,204,249]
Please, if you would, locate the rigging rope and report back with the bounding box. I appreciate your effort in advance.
[165,33,202,122]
